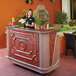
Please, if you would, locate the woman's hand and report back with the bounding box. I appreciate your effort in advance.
[26,22,35,27]
[26,24,30,26]
[19,19,25,23]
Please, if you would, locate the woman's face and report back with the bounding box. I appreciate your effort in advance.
[28,11,32,17]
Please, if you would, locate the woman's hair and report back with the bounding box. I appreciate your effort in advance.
[26,9,33,17]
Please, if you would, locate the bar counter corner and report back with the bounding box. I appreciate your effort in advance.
[6,26,60,74]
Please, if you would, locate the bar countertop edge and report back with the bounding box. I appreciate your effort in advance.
[6,26,56,34]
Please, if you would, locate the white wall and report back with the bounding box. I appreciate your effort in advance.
[62,0,71,22]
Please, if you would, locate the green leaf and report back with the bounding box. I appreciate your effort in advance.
[55,10,68,24]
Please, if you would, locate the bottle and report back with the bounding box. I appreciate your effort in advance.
[35,24,37,29]
[44,24,46,29]
[41,25,43,29]
[38,25,40,29]
[9,22,12,26]
[47,24,49,29]
[12,17,15,25]
[27,21,28,24]
[26,21,29,28]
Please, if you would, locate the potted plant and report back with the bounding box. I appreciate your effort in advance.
[55,10,68,26]
[33,12,42,25]
[15,9,26,27]
[69,20,76,26]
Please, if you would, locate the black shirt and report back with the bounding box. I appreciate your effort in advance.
[23,16,35,28]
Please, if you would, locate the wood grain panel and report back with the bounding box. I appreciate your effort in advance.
[9,29,39,66]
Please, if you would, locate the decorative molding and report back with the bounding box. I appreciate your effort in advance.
[14,54,36,61]
[7,56,59,74]
[19,40,27,51]
[13,31,32,36]
[11,33,14,37]
[9,30,39,66]
[16,50,33,55]
[14,36,29,40]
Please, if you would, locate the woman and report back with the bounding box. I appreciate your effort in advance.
[22,9,35,28]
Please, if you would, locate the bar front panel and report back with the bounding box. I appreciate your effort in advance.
[9,29,39,66]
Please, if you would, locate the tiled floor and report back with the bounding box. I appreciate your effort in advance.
[0,48,76,76]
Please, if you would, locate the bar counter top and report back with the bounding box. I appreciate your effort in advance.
[6,26,56,34]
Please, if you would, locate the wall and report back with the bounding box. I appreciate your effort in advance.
[62,0,71,22]
[0,0,61,48]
